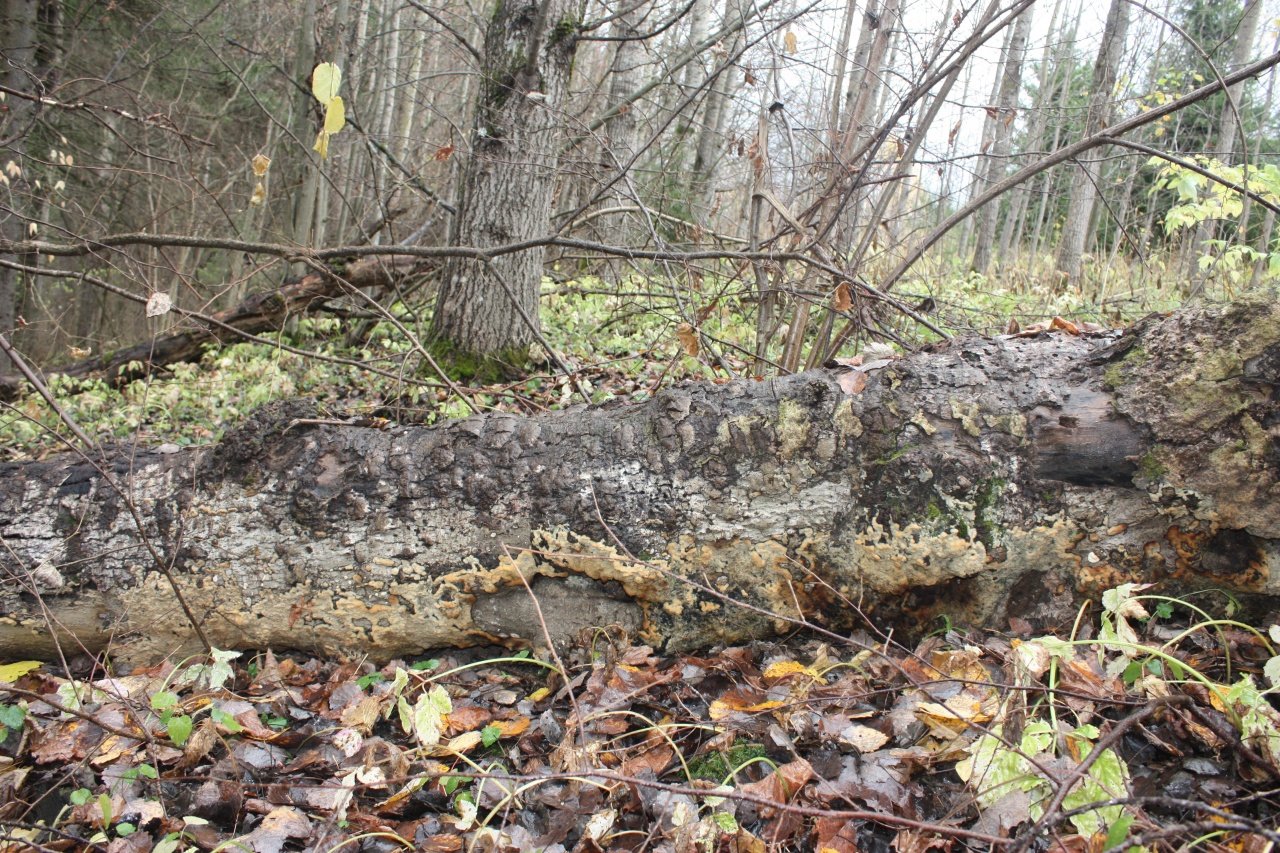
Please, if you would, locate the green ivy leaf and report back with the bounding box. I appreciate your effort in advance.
[0,703,25,731]
[167,714,193,746]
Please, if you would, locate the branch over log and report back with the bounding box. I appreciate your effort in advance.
[2,294,1278,663]
[0,257,415,401]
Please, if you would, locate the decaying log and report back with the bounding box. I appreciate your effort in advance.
[0,257,417,401]
[2,294,1279,663]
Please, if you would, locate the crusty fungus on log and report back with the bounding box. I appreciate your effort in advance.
[2,293,1279,664]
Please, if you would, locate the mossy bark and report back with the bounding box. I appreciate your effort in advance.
[3,294,1280,664]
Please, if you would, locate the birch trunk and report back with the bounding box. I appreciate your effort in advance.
[971,8,1031,274]
[1054,0,1128,284]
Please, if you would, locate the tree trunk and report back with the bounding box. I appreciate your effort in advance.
[1054,0,1128,284]
[4,294,1280,664]
[0,0,41,354]
[428,0,581,368]
[971,7,1032,274]
[600,0,652,243]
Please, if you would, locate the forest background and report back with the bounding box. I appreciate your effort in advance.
[0,0,1277,451]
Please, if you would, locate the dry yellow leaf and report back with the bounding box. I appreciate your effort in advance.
[446,731,483,753]
[314,129,331,159]
[324,96,346,134]
[763,660,819,681]
[0,660,41,682]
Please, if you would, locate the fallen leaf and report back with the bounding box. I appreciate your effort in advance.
[237,806,311,853]
[0,661,41,682]
[488,716,530,738]
[839,723,890,753]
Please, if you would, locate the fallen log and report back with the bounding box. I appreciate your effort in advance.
[0,256,417,401]
[2,294,1278,664]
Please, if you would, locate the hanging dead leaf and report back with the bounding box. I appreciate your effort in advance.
[146,292,172,318]
[744,68,758,86]
[1003,109,1016,127]
[251,153,271,177]
[313,129,332,159]
[948,119,962,147]
[984,106,999,120]
[783,31,798,54]
[675,323,699,357]
[250,180,267,206]
[832,281,852,312]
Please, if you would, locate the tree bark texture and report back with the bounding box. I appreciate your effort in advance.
[972,7,1031,274]
[1055,0,1128,283]
[428,0,581,359]
[3,295,1280,664]
[0,258,412,401]
[0,0,42,349]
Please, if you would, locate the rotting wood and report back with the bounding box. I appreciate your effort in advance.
[1,293,1278,664]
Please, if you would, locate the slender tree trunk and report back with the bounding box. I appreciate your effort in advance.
[1054,0,1129,285]
[429,0,583,367]
[997,0,1063,267]
[825,0,860,152]
[600,0,652,242]
[0,0,41,350]
[289,0,320,264]
[972,7,1032,274]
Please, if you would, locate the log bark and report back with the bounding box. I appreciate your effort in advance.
[3,294,1280,664]
[0,257,412,401]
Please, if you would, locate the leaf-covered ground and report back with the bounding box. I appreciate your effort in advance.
[3,585,1280,853]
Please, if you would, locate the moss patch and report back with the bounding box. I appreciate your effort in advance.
[689,743,768,782]
[427,338,529,383]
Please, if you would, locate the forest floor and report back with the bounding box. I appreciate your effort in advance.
[3,583,1280,853]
